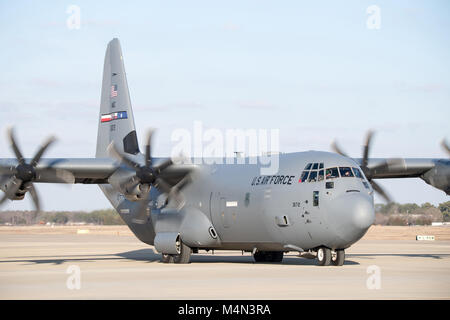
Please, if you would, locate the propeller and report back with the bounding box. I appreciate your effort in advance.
[108,129,191,224]
[441,139,450,156]
[0,127,56,218]
[331,130,399,203]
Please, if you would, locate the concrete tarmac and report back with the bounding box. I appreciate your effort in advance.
[0,233,449,299]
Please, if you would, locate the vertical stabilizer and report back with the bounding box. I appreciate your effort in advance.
[96,38,140,158]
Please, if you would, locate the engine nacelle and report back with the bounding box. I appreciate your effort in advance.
[107,169,149,201]
[421,160,450,195]
[121,183,150,202]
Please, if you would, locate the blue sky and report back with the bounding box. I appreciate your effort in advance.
[0,0,449,211]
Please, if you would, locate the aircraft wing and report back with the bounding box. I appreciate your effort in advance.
[0,158,194,185]
[355,157,450,195]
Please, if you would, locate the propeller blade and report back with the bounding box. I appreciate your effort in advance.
[132,189,151,224]
[121,176,140,193]
[30,136,56,167]
[153,177,172,195]
[0,177,22,206]
[362,130,374,169]
[169,176,191,210]
[331,140,348,157]
[0,174,11,186]
[0,165,17,175]
[0,192,10,206]
[370,180,391,203]
[7,127,25,165]
[26,183,41,213]
[173,175,191,192]
[107,142,141,169]
[144,129,155,167]
[153,158,173,174]
[442,139,450,156]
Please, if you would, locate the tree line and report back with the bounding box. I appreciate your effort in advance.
[0,201,449,226]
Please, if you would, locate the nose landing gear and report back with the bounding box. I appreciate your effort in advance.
[331,249,345,266]
[316,247,331,266]
[316,247,345,266]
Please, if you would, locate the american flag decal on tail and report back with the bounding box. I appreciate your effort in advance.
[101,111,127,123]
[111,84,118,97]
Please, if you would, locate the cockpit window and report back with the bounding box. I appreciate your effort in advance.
[319,163,324,169]
[312,163,319,170]
[325,167,339,179]
[304,163,312,170]
[352,167,363,179]
[299,171,309,183]
[308,171,318,182]
[318,169,324,181]
[339,167,354,177]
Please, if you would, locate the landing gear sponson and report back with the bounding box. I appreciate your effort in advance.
[161,239,192,264]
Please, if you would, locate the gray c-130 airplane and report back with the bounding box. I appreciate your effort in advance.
[1,38,449,266]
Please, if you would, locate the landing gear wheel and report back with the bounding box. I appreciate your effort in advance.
[172,240,192,264]
[331,249,345,266]
[316,247,331,266]
[161,253,173,263]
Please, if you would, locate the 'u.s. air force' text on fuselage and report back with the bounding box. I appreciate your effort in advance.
[251,175,296,186]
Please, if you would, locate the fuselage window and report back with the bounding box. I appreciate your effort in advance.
[352,167,363,179]
[339,167,354,177]
[299,171,309,183]
[304,163,312,170]
[308,171,318,182]
[312,163,319,170]
[318,169,324,181]
[313,191,319,206]
[325,167,339,179]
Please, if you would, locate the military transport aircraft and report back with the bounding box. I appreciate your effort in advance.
[0,39,449,266]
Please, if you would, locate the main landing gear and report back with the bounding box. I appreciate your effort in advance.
[161,239,192,264]
[316,247,345,266]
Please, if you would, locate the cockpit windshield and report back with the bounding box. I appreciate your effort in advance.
[352,167,363,179]
[325,167,339,179]
[339,167,354,177]
[299,162,369,185]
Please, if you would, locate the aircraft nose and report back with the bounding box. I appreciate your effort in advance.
[329,193,375,247]
[351,196,375,230]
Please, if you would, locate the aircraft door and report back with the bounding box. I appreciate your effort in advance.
[220,197,231,228]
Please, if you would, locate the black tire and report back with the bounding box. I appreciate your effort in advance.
[253,251,266,262]
[253,251,283,263]
[269,251,284,263]
[172,241,192,264]
[161,253,173,263]
[317,247,331,266]
[331,249,345,266]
